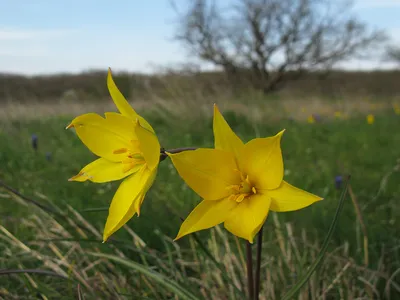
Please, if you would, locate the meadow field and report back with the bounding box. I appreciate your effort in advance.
[0,72,400,299]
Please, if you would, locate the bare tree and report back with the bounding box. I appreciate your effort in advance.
[173,0,386,93]
[385,45,400,66]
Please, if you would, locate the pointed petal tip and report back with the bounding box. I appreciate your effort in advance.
[103,231,110,243]
[173,234,182,242]
[213,103,221,114]
[68,173,83,182]
[277,129,286,136]
[68,175,77,182]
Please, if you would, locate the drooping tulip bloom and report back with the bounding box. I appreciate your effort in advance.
[67,69,160,241]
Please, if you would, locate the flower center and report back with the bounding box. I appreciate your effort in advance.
[226,171,257,203]
[113,140,145,173]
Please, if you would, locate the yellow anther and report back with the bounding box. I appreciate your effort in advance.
[236,194,246,203]
[113,148,128,154]
[228,194,237,201]
[252,187,257,194]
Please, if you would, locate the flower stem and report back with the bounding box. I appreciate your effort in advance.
[254,226,263,300]
[246,242,254,300]
[159,147,197,162]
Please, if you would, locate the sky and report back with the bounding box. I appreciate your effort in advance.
[1,0,400,75]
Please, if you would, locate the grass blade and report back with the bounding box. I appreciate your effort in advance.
[77,283,84,300]
[191,231,246,298]
[0,268,69,279]
[79,207,109,213]
[90,252,200,300]
[281,176,350,300]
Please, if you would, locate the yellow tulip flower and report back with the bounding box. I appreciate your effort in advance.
[334,111,342,118]
[307,115,315,124]
[367,114,374,125]
[393,104,400,115]
[67,69,160,242]
[168,105,322,243]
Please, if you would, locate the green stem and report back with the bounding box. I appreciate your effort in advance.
[246,242,254,300]
[159,147,197,162]
[254,226,263,300]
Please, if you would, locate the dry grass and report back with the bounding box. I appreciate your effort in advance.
[1,69,400,123]
[0,94,398,124]
[1,180,399,299]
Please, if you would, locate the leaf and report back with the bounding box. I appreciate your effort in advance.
[281,176,350,300]
[90,252,200,300]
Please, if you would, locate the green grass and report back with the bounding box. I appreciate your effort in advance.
[1,107,400,298]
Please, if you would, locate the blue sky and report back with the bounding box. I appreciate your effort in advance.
[1,0,400,75]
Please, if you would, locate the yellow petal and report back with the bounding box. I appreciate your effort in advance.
[175,197,238,240]
[69,158,142,183]
[168,149,240,200]
[224,194,271,243]
[107,68,154,133]
[133,167,158,213]
[69,113,133,162]
[103,166,154,241]
[267,181,323,212]
[135,120,160,170]
[239,130,285,190]
[213,104,244,159]
[104,112,137,140]
[107,68,137,118]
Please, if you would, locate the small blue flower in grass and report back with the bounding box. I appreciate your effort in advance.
[31,134,38,151]
[45,152,52,162]
[335,175,343,190]
[312,114,322,123]
[287,116,295,123]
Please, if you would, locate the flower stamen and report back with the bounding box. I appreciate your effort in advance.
[113,148,128,154]
[227,171,257,202]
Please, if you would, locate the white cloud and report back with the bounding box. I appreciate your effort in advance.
[387,27,400,42]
